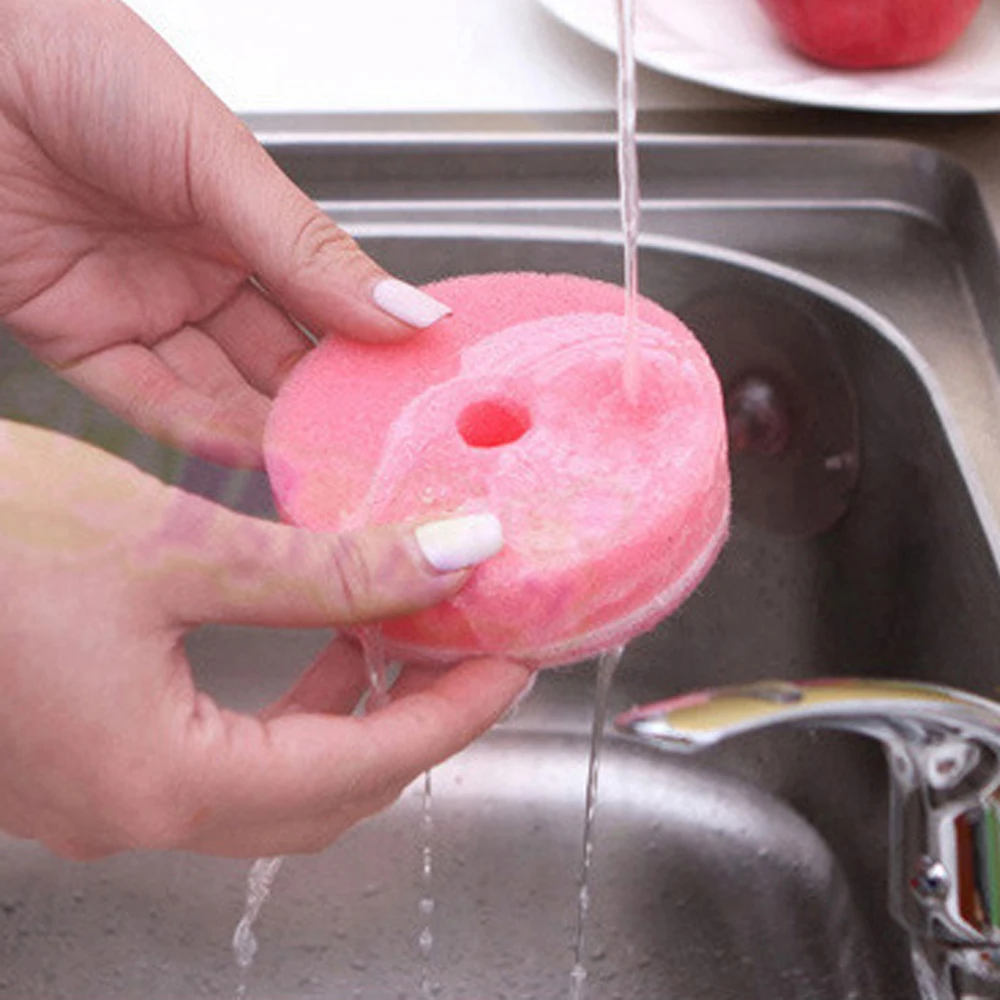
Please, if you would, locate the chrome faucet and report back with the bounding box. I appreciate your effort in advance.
[615,678,1000,1000]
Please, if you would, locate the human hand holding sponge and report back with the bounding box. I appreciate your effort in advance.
[0,0,732,861]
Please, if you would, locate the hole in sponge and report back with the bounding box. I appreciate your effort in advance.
[457,398,532,449]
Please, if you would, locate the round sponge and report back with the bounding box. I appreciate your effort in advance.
[264,272,730,667]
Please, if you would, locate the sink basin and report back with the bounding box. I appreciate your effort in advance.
[0,726,880,1000]
[2,133,1000,999]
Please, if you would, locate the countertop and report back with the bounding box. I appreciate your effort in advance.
[120,0,756,115]
[121,0,1000,234]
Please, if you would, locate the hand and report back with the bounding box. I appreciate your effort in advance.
[0,0,450,468]
[0,420,529,858]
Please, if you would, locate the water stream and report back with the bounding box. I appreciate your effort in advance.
[566,3,642,991]
[418,769,436,999]
[231,855,285,999]
[568,646,626,1000]
[616,0,642,402]
[231,627,392,998]
[359,624,392,712]
[361,625,437,997]
[230,0,641,986]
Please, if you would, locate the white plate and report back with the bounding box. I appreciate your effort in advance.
[537,0,1000,113]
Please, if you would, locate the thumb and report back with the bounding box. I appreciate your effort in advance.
[194,120,451,342]
[156,494,504,629]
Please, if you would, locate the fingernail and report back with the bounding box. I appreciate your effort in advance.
[372,278,452,329]
[415,513,503,573]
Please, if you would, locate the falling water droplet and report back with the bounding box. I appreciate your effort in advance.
[418,769,436,999]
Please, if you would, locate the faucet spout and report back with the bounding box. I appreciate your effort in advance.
[615,678,1000,1000]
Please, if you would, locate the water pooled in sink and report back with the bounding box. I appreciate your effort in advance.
[569,645,626,1000]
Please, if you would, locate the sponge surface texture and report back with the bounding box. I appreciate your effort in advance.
[264,272,730,667]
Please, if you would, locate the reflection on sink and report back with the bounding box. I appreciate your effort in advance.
[2,135,1000,999]
[0,731,881,999]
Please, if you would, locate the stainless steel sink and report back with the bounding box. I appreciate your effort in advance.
[2,133,1000,999]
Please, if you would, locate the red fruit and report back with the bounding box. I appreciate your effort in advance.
[757,0,982,69]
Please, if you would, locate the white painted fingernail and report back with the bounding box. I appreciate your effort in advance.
[415,513,503,572]
[372,278,452,329]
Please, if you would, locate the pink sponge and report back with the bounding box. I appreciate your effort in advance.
[264,272,730,667]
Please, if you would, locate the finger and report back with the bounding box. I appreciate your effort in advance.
[153,324,271,405]
[382,660,539,724]
[355,658,533,786]
[155,495,504,630]
[259,636,368,721]
[179,657,531,857]
[42,837,116,863]
[191,120,451,343]
[62,343,268,468]
[384,662,449,703]
[197,283,313,397]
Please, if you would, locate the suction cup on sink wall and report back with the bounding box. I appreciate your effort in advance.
[680,286,860,538]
